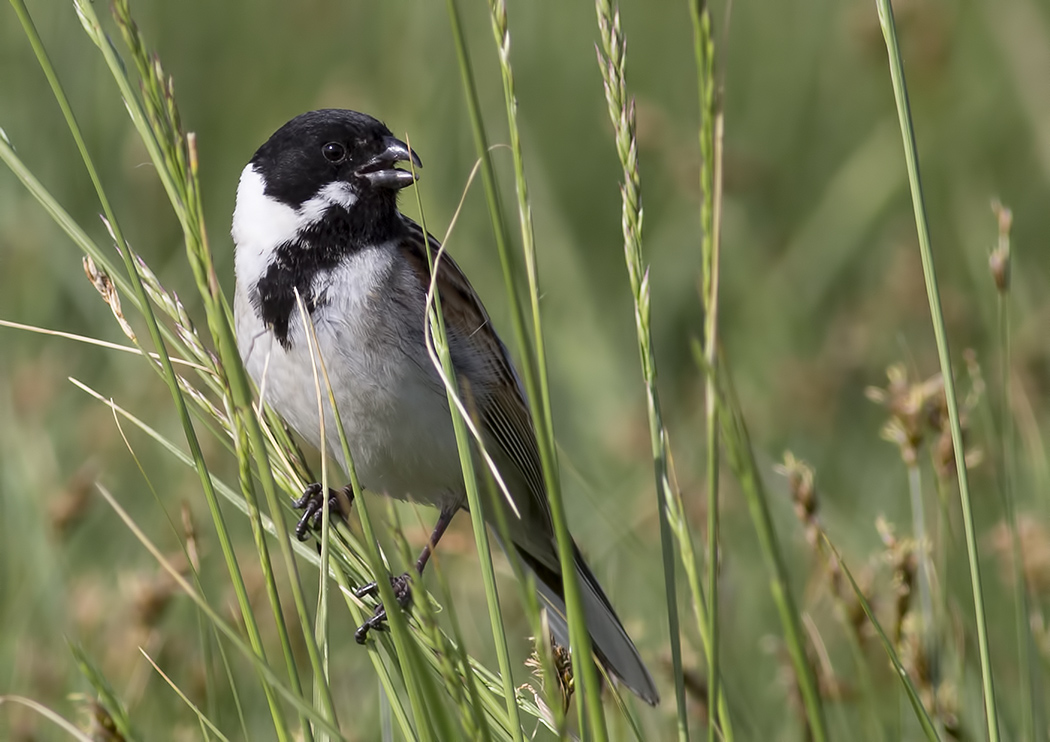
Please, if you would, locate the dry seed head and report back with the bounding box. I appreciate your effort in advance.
[525,642,574,713]
[933,423,983,480]
[129,572,177,629]
[774,451,820,547]
[989,199,1012,293]
[83,698,125,742]
[930,353,983,479]
[867,364,946,465]
[83,256,136,342]
[843,563,874,639]
[877,517,918,645]
[898,613,932,695]
[936,682,962,739]
[675,663,711,725]
[517,681,559,733]
[989,249,1009,293]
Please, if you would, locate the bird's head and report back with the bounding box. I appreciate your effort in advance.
[233,109,422,253]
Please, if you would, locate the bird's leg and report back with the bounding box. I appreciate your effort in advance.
[293,483,354,541]
[354,505,457,643]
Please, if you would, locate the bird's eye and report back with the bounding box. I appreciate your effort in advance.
[321,142,346,162]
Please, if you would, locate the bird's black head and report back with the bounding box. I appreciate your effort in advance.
[236,110,423,348]
[250,109,422,230]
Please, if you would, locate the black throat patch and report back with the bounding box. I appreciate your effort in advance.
[250,202,399,348]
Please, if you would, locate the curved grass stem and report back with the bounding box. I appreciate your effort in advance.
[874,1,999,738]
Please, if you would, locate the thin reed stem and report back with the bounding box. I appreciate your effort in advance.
[413,170,525,742]
[905,463,935,638]
[444,0,608,736]
[821,535,941,742]
[990,204,1042,741]
[688,1,727,738]
[874,1,999,738]
[594,1,688,738]
[483,0,567,722]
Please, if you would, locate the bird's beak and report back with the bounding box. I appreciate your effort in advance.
[355,136,423,189]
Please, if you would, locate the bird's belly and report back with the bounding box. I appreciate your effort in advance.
[327,358,464,507]
[236,292,464,508]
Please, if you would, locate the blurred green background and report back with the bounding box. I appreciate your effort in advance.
[2,0,1049,739]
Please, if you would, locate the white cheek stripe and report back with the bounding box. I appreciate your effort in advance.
[299,182,357,225]
[232,165,359,286]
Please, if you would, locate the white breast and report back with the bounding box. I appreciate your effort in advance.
[231,165,466,508]
[234,249,466,507]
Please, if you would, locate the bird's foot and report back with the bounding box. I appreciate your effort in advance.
[293,484,353,541]
[353,572,413,644]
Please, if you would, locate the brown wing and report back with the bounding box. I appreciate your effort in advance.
[397,216,552,537]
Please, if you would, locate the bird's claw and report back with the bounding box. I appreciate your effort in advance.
[354,572,413,643]
[293,484,353,541]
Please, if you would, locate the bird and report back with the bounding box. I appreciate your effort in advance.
[231,108,659,706]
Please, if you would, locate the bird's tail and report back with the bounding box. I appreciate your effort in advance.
[518,543,659,706]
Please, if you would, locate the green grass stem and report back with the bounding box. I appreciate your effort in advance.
[594,2,689,738]
[113,3,345,732]
[874,1,1000,737]
[412,168,525,741]
[477,4,573,715]
[9,1,292,736]
[92,482,345,738]
[139,648,232,742]
[687,1,728,738]
[0,696,93,742]
[295,299,442,741]
[822,535,941,741]
[711,356,829,740]
[445,0,608,736]
[990,207,1042,741]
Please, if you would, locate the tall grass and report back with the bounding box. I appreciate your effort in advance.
[875,0,1000,738]
[687,2,728,739]
[443,0,609,734]
[1,0,1044,740]
[593,3,688,740]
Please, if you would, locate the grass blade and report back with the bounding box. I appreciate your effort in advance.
[687,1,731,739]
[874,1,1000,738]
[444,0,607,735]
[594,1,687,736]
[821,536,941,741]
[480,4,571,724]
[295,299,442,742]
[139,648,232,742]
[8,1,293,735]
[0,696,93,742]
[412,170,523,739]
[92,482,345,739]
[708,353,829,740]
[68,644,141,742]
